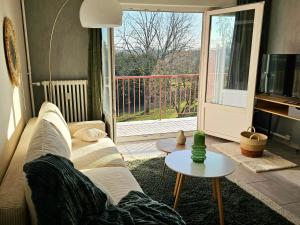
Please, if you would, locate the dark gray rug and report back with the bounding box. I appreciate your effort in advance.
[127,158,294,225]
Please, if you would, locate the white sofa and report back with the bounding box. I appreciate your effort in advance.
[0,102,142,225]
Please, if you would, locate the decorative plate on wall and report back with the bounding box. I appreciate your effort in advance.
[4,17,21,86]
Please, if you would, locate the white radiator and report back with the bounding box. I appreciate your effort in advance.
[41,80,88,122]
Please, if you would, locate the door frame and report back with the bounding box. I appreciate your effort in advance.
[112,9,204,142]
[109,28,117,142]
[101,28,117,141]
[198,2,264,141]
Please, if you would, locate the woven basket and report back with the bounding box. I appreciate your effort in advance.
[240,127,268,158]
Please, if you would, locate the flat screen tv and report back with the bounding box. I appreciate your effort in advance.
[259,54,300,98]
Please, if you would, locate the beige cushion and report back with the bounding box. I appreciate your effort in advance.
[25,103,71,224]
[73,128,107,142]
[24,118,73,224]
[38,102,72,152]
[82,167,143,204]
[0,118,37,225]
[26,119,71,163]
[71,138,125,170]
[68,120,106,136]
[39,102,66,125]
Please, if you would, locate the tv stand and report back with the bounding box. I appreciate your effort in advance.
[254,94,300,136]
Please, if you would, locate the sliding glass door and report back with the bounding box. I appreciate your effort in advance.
[199,3,264,141]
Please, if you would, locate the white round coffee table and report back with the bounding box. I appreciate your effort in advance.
[165,150,235,225]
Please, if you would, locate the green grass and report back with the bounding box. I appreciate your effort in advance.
[117,109,178,122]
[116,102,198,122]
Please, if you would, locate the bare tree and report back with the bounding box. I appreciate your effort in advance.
[115,11,197,115]
[116,11,194,63]
[216,16,234,48]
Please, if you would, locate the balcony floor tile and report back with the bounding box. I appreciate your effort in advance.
[116,117,197,139]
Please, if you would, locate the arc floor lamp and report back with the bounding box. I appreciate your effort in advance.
[47,0,122,101]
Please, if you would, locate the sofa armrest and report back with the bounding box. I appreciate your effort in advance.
[68,121,106,136]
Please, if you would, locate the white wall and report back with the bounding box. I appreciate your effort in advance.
[268,0,300,54]
[0,0,32,182]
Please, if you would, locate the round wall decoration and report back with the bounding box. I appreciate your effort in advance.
[4,17,21,86]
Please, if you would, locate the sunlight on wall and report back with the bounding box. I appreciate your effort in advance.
[13,87,22,124]
[7,108,15,140]
[7,87,22,139]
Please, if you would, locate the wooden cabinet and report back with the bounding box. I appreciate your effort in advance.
[255,94,300,121]
[255,94,300,136]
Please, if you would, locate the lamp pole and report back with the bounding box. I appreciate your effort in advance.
[48,0,70,102]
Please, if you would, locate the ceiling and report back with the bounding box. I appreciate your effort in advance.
[119,0,237,12]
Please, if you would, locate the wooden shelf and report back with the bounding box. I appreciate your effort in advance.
[255,94,300,108]
[255,94,300,121]
[255,106,300,121]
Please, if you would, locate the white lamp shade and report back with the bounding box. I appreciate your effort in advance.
[80,0,122,28]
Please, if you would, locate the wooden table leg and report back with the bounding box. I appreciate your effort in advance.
[212,178,217,200]
[214,178,224,225]
[162,163,167,178]
[162,153,169,179]
[173,173,181,196]
[173,174,185,209]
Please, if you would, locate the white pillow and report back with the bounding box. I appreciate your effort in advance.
[73,128,107,142]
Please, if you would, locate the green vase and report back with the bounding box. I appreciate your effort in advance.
[191,131,206,163]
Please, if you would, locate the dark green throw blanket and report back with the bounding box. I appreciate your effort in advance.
[23,154,185,225]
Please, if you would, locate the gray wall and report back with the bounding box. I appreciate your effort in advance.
[259,0,300,147]
[0,0,32,182]
[268,0,300,54]
[24,0,89,113]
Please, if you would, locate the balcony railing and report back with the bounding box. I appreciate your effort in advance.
[115,74,199,122]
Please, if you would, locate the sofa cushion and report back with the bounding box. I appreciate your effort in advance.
[82,167,143,204]
[38,102,72,151]
[73,128,107,142]
[38,102,66,125]
[25,118,72,225]
[26,119,71,163]
[71,138,125,170]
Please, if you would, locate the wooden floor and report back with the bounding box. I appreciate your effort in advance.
[117,137,300,225]
[116,117,197,142]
